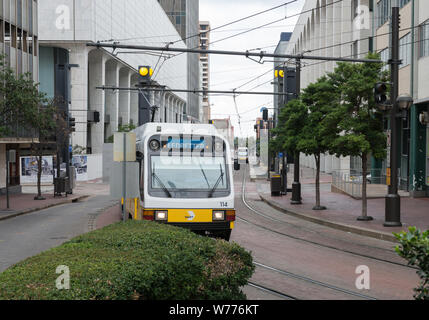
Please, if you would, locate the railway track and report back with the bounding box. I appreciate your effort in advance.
[238,165,414,270]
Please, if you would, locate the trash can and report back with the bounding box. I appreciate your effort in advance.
[270,175,282,196]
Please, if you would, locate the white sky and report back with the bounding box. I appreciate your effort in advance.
[199,0,304,138]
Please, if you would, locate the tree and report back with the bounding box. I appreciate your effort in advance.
[297,76,342,210]
[271,99,308,157]
[0,54,41,137]
[29,100,59,201]
[328,53,388,220]
[0,54,60,201]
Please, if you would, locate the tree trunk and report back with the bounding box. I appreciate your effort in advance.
[313,154,327,211]
[362,153,367,217]
[316,154,320,208]
[357,153,372,220]
[37,153,42,198]
[34,144,45,201]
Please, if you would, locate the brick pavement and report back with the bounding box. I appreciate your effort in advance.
[254,165,429,242]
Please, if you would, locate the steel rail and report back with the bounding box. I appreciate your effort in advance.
[247,281,298,300]
[238,165,415,269]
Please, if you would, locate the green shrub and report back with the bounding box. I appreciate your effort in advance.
[394,227,429,300]
[0,221,254,300]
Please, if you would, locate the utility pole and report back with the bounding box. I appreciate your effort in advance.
[385,3,402,227]
[291,58,302,205]
[137,66,154,126]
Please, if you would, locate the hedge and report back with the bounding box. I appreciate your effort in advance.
[394,227,429,300]
[0,221,254,300]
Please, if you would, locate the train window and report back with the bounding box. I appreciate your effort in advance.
[139,156,144,200]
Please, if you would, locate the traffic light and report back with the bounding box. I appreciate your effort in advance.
[274,67,284,79]
[374,83,388,105]
[69,117,76,132]
[262,108,268,121]
[138,66,153,86]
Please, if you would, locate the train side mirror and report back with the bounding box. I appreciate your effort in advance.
[234,159,240,171]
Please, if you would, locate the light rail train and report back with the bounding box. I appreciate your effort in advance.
[124,123,237,241]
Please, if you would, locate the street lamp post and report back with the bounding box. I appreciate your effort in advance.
[291,59,302,205]
[384,4,407,227]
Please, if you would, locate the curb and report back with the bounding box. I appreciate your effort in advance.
[259,193,398,243]
[0,195,90,222]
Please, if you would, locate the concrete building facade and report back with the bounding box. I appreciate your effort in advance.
[0,0,39,194]
[199,21,210,123]
[158,0,201,123]
[281,0,429,197]
[37,0,188,180]
[273,32,292,127]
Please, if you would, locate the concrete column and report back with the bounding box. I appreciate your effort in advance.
[333,1,342,65]
[119,68,131,126]
[0,144,6,189]
[325,154,333,174]
[316,5,322,79]
[130,74,139,126]
[320,0,327,77]
[88,50,106,154]
[320,154,326,173]
[341,0,352,58]
[67,44,89,150]
[105,60,120,138]
[326,0,334,72]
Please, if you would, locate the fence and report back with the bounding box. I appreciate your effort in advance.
[331,169,398,198]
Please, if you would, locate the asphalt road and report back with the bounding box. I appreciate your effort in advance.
[0,195,117,272]
[0,166,420,300]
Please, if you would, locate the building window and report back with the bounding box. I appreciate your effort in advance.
[11,25,17,48]
[352,41,358,58]
[380,47,389,72]
[399,32,411,67]
[377,0,411,28]
[351,0,359,19]
[420,20,429,58]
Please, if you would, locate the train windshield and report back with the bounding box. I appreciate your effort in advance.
[150,156,228,196]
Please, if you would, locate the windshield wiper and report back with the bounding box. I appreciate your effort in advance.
[152,165,172,198]
[208,165,225,198]
[199,164,211,188]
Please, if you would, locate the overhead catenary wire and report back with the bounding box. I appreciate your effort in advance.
[169,0,300,46]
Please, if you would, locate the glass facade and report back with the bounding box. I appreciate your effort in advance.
[399,32,411,67]
[0,0,38,76]
[419,20,429,58]
[376,0,411,28]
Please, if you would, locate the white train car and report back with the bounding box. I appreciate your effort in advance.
[125,123,236,240]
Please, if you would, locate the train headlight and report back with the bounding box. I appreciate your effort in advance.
[213,210,225,221]
[149,139,161,151]
[155,210,168,221]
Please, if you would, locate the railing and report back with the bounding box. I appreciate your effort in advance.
[331,169,398,198]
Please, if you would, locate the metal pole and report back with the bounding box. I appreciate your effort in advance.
[98,86,294,97]
[87,43,382,64]
[291,59,302,204]
[123,133,127,222]
[6,151,9,209]
[385,5,402,227]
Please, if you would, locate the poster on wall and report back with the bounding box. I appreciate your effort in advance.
[20,156,54,184]
[72,155,88,181]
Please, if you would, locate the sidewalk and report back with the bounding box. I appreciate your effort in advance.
[0,180,108,221]
[254,165,429,242]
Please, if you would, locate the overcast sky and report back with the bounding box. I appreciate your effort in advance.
[199,0,304,138]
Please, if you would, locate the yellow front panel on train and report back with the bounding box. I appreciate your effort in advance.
[167,209,213,223]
